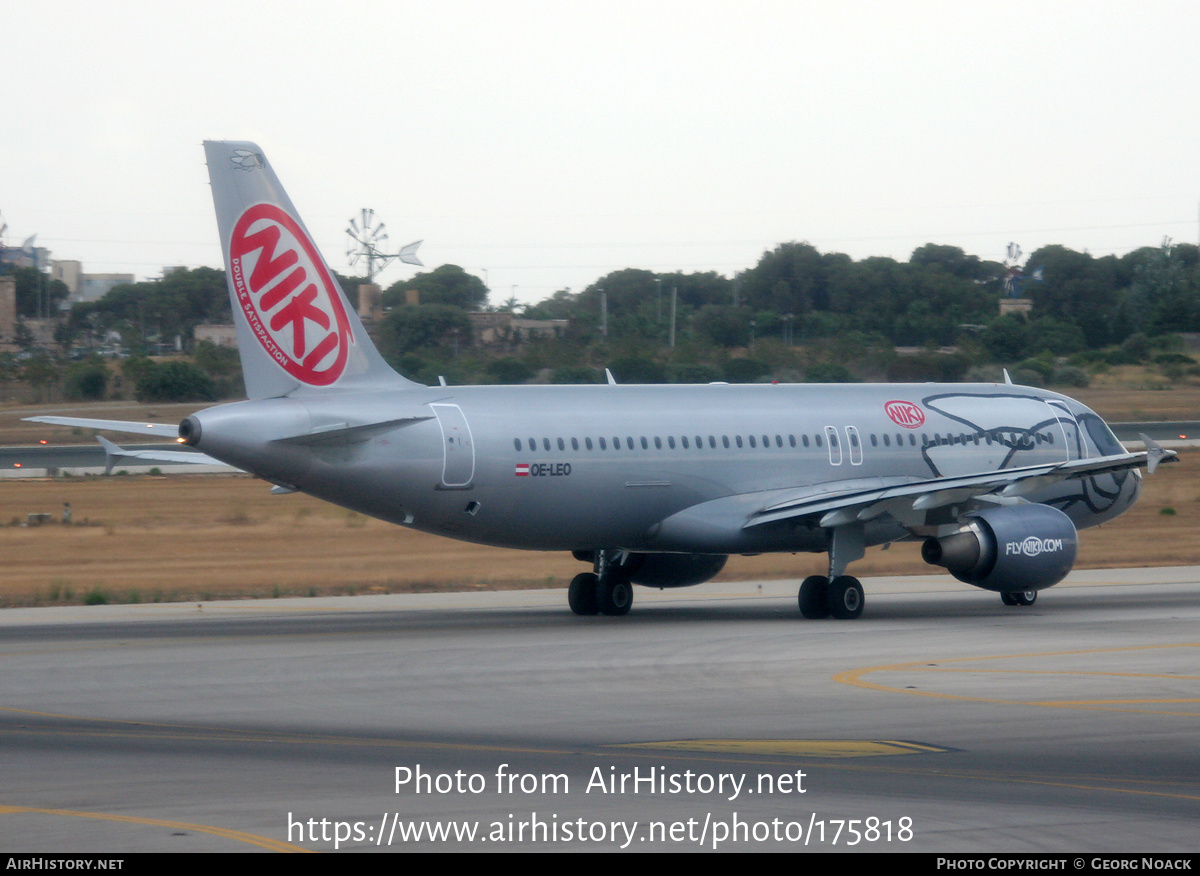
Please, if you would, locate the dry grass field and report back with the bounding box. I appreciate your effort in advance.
[0,450,1195,608]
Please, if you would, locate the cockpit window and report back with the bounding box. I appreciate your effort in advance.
[1081,413,1124,456]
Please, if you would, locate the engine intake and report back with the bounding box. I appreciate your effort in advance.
[921,504,1077,592]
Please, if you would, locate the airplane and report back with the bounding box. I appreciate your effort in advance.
[27,141,1178,620]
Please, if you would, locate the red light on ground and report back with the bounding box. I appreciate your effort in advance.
[1180,434,1187,439]
[39,439,47,444]
[13,463,21,468]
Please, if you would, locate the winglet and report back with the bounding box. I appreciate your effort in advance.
[1003,368,1013,385]
[95,435,124,476]
[1139,433,1177,474]
[605,368,618,386]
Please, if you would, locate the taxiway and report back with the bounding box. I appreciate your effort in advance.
[3,568,1199,852]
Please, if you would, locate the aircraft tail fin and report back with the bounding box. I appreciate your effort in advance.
[203,141,419,399]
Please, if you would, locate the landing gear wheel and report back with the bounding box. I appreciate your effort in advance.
[1001,590,1037,607]
[597,577,633,616]
[798,575,831,619]
[827,575,864,620]
[568,573,599,615]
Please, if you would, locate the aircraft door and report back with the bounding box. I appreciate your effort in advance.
[846,426,863,465]
[431,403,475,487]
[824,426,842,465]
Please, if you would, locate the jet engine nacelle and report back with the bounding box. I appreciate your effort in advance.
[626,553,728,588]
[920,504,1078,592]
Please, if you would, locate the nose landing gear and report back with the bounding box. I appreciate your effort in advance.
[1000,590,1038,607]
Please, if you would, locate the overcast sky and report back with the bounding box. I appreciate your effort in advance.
[4,0,1198,304]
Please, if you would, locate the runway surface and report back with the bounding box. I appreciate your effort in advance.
[3,567,1200,852]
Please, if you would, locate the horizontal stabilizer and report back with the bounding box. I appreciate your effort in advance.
[25,415,183,437]
[95,435,229,473]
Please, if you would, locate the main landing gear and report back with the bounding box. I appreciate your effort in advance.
[799,523,867,620]
[798,575,864,620]
[1000,590,1037,607]
[568,550,633,616]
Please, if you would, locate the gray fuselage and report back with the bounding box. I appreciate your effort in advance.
[187,381,1140,556]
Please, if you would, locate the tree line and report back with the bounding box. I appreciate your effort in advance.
[3,238,1197,401]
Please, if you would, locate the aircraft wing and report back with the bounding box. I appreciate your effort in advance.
[745,438,1175,530]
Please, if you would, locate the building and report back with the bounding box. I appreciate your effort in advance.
[467,312,569,347]
[194,324,238,348]
[78,273,135,303]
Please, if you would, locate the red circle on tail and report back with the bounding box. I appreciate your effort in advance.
[229,204,352,385]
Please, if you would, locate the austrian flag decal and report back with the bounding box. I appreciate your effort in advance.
[884,400,925,429]
[229,203,353,385]
[514,463,530,477]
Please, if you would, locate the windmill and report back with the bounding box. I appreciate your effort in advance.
[345,209,423,282]
[1002,242,1043,299]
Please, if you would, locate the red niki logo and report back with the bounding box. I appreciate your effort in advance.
[884,400,925,429]
[229,203,352,385]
